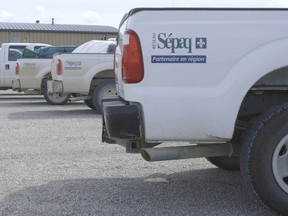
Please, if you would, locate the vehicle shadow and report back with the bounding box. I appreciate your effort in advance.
[0,94,87,107]
[8,109,100,120]
[0,96,43,100]
[0,169,278,216]
[0,101,86,108]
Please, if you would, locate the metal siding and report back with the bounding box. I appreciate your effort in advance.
[0,32,9,43]
[0,31,117,45]
[0,22,118,33]
[0,22,118,45]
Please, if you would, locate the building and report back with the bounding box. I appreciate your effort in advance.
[0,21,118,46]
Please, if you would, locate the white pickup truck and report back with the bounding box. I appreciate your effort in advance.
[102,8,288,214]
[12,45,77,104]
[48,40,116,111]
[0,43,50,90]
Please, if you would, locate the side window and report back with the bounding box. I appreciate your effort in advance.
[8,49,22,61]
[34,46,45,52]
[8,46,25,61]
[107,44,116,54]
[46,47,58,58]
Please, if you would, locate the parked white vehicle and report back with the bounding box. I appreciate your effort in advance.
[12,45,77,104]
[48,40,116,111]
[102,8,288,214]
[0,43,50,90]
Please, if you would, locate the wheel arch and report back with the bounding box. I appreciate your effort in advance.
[224,38,288,136]
[36,66,51,79]
[88,69,114,93]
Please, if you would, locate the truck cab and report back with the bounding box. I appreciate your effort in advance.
[0,43,50,89]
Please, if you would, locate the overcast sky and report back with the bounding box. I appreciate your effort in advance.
[0,0,288,28]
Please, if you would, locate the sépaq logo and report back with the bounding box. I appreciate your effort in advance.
[64,60,82,70]
[153,33,192,53]
[65,60,81,67]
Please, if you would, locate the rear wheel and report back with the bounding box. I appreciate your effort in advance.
[89,79,117,112]
[84,99,94,109]
[240,102,288,215]
[206,129,242,170]
[42,79,70,105]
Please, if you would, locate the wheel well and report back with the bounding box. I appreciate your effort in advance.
[43,72,51,79]
[89,70,114,93]
[236,66,288,129]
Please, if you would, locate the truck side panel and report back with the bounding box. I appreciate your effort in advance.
[0,48,4,87]
[0,43,50,90]
[116,9,288,142]
[17,59,52,90]
[3,45,26,88]
[51,53,114,93]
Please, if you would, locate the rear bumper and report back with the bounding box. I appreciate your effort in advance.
[47,80,64,93]
[102,96,141,143]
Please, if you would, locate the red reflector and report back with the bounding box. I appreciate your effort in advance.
[122,30,144,83]
[15,63,20,75]
[56,59,63,75]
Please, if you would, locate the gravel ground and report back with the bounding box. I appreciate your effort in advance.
[0,90,280,216]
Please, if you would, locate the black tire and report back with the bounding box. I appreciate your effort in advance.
[206,129,242,170]
[84,99,94,109]
[206,156,240,170]
[91,79,117,112]
[240,102,288,215]
[42,79,70,105]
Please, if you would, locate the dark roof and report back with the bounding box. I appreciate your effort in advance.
[0,22,118,34]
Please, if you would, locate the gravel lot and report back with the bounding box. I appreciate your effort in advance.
[0,90,280,216]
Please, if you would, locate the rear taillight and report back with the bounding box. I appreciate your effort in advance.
[15,63,20,75]
[122,30,144,83]
[56,59,63,75]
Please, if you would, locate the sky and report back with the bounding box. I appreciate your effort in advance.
[1,0,288,28]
